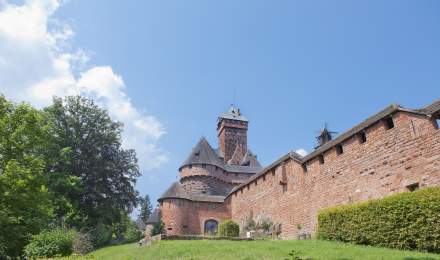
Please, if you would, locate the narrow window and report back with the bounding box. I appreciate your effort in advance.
[435,118,440,130]
[384,117,394,130]
[407,183,419,192]
[282,184,287,193]
[272,170,275,176]
[336,144,343,155]
[255,181,258,186]
[202,164,206,169]
[358,131,367,144]
[302,163,308,173]
[318,154,325,164]
[263,174,266,181]
[167,227,172,231]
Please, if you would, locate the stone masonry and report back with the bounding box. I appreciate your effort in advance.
[156,100,440,238]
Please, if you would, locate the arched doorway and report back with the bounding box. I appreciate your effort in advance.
[204,219,218,235]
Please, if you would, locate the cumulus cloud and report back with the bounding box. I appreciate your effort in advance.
[0,0,168,170]
[295,149,308,157]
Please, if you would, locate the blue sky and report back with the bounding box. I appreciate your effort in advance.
[1,0,440,208]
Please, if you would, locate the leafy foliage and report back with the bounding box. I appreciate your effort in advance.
[90,223,112,247]
[122,219,142,243]
[218,220,240,237]
[317,187,440,253]
[44,96,140,229]
[0,96,53,257]
[24,229,75,258]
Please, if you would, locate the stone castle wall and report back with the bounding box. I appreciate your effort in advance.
[228,112,440,238]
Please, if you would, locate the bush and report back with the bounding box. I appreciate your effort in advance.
[317,187,440,253]
[91,223,112,247]
[24,229,75,258]
[123,220,142,243]
[218,220,240,237]
[73,232,94,255]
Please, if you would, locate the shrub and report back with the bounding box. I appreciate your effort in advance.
[91,223,112,247]
[73,232,94,255]
[24,229,75,258]
[317,187,440,253]
[123,220,142,243]
[218,220,240,237]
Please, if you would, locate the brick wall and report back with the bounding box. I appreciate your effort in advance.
[217,119,248,162]
[229,112,440,239]
[160,198,230,235]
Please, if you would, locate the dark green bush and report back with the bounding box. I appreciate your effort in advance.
[23,229,75,258]
[218,220,240,237]
[91,223,112,247]
[317,187,440,253]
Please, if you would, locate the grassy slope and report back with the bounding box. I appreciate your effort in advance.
[61,239,440,260]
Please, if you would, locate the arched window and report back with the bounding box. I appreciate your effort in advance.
[204,219,218,235]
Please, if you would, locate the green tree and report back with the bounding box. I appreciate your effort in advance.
[138,195,153,224]
[44,96,140,230]
[0,96,53,257]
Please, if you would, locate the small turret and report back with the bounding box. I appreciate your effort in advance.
[315,124,337,148]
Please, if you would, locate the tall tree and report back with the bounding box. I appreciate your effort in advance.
[138,195,153,224]
[44,96,140,229]
[0,95,53,257]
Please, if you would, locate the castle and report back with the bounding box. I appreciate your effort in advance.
[150,99,440,239]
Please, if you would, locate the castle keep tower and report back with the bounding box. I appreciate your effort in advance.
[158,105,262,236]
[217,106,248,164]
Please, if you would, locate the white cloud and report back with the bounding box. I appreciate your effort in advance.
[295,149,308,157]
[0,0,168,171]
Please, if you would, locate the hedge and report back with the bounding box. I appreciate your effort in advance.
[317,187,440,253]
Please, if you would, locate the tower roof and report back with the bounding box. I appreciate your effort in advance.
[180,137,224,169]
[179,137,263,173]
[219,105,248,122]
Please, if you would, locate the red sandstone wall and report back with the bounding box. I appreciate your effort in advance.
[229,112,440,239]
[160,198,231,235]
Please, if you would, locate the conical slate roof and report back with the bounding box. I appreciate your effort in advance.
[159,182,225,203]
[179,137,224,170]
[159,182,191,200]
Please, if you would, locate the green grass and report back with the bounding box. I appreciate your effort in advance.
[61,239,440,260]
